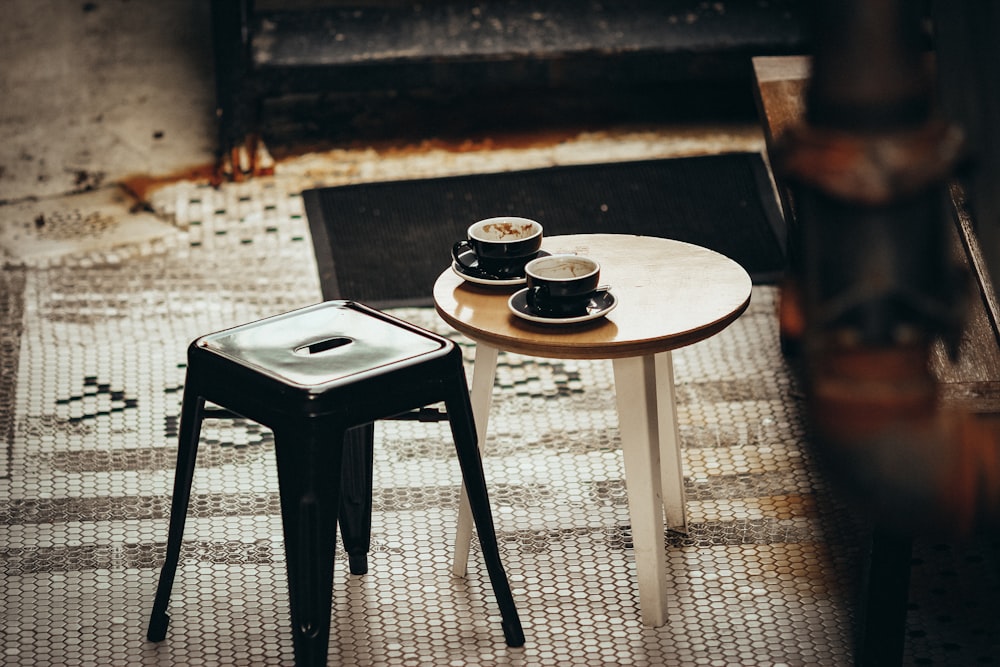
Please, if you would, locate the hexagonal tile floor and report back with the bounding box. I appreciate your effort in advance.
[2,173,998,666]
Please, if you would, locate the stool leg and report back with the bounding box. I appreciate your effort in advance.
[147,389,205,642]
[338,422,374,575]
[273,424,345,667]
[444,386,525,648]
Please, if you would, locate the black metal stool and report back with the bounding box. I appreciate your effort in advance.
[146,300,524,666]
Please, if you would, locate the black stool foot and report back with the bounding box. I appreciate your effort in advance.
[503,620,525,647]
[147,611,170,642]
[348,552,368,575]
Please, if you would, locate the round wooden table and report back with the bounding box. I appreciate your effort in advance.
[434,233,752,627]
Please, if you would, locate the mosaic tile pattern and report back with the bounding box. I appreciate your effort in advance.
[2,175,999,666]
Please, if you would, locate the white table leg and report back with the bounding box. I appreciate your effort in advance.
[654,351,688,533]
[453,343,499,577]
[612,351,686,627]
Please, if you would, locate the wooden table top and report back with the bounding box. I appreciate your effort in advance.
[433,233,752,359]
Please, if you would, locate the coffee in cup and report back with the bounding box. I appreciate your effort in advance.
[452,217,543,279]
[525,254,608,317]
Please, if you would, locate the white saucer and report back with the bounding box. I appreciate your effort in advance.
[451,250,549,286]
[507,288,618,325]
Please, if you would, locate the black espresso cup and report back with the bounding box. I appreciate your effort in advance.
[525,254,607,317]
[452,217,543,279]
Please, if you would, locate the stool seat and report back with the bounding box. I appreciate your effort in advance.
[146,300,524,667]
[201,302,443,388]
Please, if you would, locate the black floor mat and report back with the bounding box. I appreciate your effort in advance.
[303,153,786,308]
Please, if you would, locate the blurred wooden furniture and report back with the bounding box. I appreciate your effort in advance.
[433,233,752,626]
[752,53,1000,667]
[751,54,1000,399]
